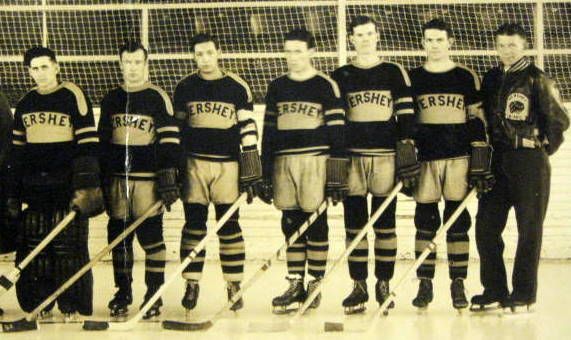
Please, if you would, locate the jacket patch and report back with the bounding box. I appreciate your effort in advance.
[505,93,529,121]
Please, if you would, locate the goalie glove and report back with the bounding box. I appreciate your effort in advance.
[326,157,349,206]
[156,168,180,210]
[70,156,105,217]
[469,143,495,194]
[396,139,420,194]
[239,149,263,204]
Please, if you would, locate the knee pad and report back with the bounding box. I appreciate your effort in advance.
[107,218,135,246]
[281,210,300,238]
[137,214,164,248]
[444,200,471,234]
[414,203,441,232]
[183,203,208,231]
[215,204,241,237]
[372,196,396,229]
[343,196,368,230]
[307,211,328,242]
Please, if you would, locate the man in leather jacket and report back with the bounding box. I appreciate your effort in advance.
[471,23,569,311]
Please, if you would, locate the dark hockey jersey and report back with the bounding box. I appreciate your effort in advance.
[410,64,486,161]
[261,72,345,173]
[173,71,258,161]
[331,60,415,156]
[99,82,180,179]
[10,81,99,200]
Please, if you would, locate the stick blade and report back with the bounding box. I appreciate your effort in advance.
[82,320,109,331]
[1,318,38,332]
[162,319,213,331]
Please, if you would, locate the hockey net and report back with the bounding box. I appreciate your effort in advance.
[1,0,570,107]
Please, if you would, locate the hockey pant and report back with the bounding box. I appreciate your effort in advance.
[15,207,93,315]
[344,195,397,281]
[180,203,245,282]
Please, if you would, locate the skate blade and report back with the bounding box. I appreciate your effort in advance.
[506,305,535,315]
[343,305,366,315]
[469,302,504,314]
[140,315,161,323]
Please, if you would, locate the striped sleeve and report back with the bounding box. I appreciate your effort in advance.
[64,82,99,158]
[229,73,259,151]
[152,85,181,169]
[319,73,346,158]
[389,63,415,140]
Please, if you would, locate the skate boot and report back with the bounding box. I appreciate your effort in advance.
[272,275,306,314]
[181,280,199,312]
[469,291,508,312]
[306,278,322,310]
[506,294,535,313]
[141,290,163,320]
[37,309,54,322]
[227,281,243,312]
[412,278,433,309]
[375,279,395,313]
[342,280,368,314]
[450,278,468,310]
[108,287,133,318]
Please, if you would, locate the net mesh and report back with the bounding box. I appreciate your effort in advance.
[0,0,570,105]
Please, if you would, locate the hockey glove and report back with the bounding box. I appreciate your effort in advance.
[469,143,495,194]
[239,149,263,204]
[70,186,105,217]
[156,168,180,211]
[396,139,420,195]
[257,179,273,205]
[326,157,349,206]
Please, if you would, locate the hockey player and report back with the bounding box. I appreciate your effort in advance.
[409,19,493,310]
[331,15,418,314]
[5,46,104,319]
[472,23,569,312]
[260,28,347,314]
[0,91,13,317]
[98,42,180,319]
[174,33,261,313]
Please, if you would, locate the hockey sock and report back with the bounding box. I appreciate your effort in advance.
[216,204,245,282]
[372,196,397,280]
[282,210,306,277]
[307,212,329,279]
[343,196,369,280]
[180,204,208,281]
[414,203,440,279]
[138,214,166,288]
[444,200,470,280]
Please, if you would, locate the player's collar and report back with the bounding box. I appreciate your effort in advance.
[121,81,151,93]
[35,81,62,95]
[504,57,530,73]
[351,57,383,69]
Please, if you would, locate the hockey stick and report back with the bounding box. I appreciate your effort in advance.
[250,182,403,333]
[324,188,477,333]
[83,193,248,332]
[0,211,77,300]
[0,201,162,333]
[162,198,329,331]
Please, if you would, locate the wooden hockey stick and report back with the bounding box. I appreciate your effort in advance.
[323,188,477,333]
[83,193,248,332]
[0,211,77,300]
[249,182,403,332]
[162,198,329,331]
[0,201,162,333]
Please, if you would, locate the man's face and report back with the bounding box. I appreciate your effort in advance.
[29,56,59,90]
[496,34,526,67]
[350,22,379,55]
[193,41,220,74]
[422,29,453,61]
[120,49,147,86]
[284,40,313,73]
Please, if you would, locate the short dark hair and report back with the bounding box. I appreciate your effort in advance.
[349,15,377,35]
[119,41,148,60]
[495,23,528,39]
[24,46,57,67]
[284,28,315,49]
[422,18,454,38]
[190,33,219,52]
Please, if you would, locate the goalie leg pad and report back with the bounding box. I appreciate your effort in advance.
[180,203,208,281]
[51,209,93,315]
[15,209,56,313]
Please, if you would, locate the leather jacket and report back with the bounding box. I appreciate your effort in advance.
[482,57,569,155]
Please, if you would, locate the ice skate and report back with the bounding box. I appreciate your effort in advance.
[108,287,132,319]
[469,291,508,312]
[506,295,535,314]
[412,278,433,310]
[342,280,368,314]
[451,278,469,310]
[62,311,81,323]
[182,280,199,317]
[141,291,163,320]
[306,278,322,310]
[272,275,306,314]
[227,281,243,312]
[37,309,54,323]
[376,279,395,315]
